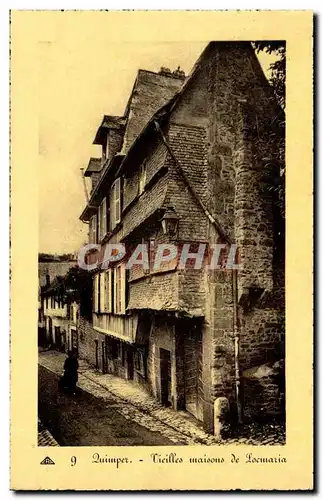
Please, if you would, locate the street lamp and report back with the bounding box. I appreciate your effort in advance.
[161,207,179,237]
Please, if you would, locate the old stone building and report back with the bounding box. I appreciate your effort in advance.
[38,257,77,346]
[78,42,285,433]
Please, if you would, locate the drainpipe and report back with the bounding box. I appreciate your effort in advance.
[232,269,243,424]
[154,118,243,423]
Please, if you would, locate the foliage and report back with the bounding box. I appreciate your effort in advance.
[253,41,286,225]
[38,252,76,262]
[64,266,93,320]
[253,41,286,110]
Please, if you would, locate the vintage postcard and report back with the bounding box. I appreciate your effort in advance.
[10,10,313,491]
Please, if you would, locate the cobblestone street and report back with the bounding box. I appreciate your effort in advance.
[38,350,285,446]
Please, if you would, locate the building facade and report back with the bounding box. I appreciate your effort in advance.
[78,43,285,432]
[40,276,79,353]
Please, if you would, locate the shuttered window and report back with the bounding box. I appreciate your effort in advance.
[89,214,97,244]
[98,198,107,241]
[114,264,126,314]
[93,274,99,313]
[110,178,121,230]
[104,270,113,313]
[115,178,121,224]
[97,270,113,313]
[99,271,105,312]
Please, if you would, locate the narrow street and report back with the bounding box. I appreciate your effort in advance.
[38,351,285,446]
[38,365,176,446]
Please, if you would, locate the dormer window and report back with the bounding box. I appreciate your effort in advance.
[139,162,147,195]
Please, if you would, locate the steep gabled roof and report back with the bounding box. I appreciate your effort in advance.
[121,69,185,154]
[117,41,284,175]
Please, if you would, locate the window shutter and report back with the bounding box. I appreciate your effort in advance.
[106,198,110,234]
[105,270,112,313]
[115,178,121,224]
[113,267,118,313]
[94,274,99,313]
[92,214,97,244]
[110,184,116,230]
[121,264,126,314]
[98,207,101,241]
[103,197,107,237]
[100,272,105,312]
[98,198,107,240]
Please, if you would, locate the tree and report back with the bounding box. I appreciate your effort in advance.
[254,41,286,243]
[64,266,93,320]
[254,41,286,109]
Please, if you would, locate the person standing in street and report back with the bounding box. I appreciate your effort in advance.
[62,349,79,395]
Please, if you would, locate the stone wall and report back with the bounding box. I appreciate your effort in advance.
[166,42,284,427]
[147,316,177,408]
[109,129,124,159]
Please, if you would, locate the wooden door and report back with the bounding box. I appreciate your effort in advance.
[160,348,171,407]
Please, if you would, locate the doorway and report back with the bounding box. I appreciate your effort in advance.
[127,347,134,380]
[55,326,61,349]
[160,348,172,407]
[48,317,53,345]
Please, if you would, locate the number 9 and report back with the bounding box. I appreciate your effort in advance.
[71,456,77,466]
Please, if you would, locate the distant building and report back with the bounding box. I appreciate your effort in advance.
[38,256,77,348]
[78,43,285,432]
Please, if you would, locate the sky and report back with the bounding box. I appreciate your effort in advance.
[38,16,275,254]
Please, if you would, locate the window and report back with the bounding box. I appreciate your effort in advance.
[99,270,113,313]
[98,198,107,241]
[134,348,146,378]
[139,162,147,195]
[114,263,126,314]
[93,274,100,313]
[89,214,98,244]
[111,340,118,359]
[110,178,121,231]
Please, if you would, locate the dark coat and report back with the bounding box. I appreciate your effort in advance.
[63,357,78,384]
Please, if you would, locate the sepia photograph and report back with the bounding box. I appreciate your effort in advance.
[10,10,313,491]
[37,37,285,447]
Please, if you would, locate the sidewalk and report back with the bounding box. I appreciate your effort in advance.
[38,349,285,446]
[38,419,59,447]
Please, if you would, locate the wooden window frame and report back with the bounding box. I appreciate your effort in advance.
[110,178,121,230]
[113,263,126,315]
[98,197,107,242]
[93,273,100,313]
[89,213,98,244]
